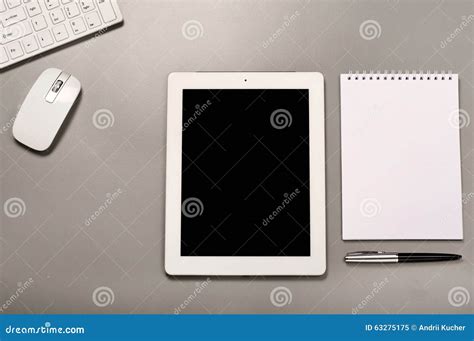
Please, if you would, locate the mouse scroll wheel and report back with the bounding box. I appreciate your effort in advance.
[52,80,64,93]
[45,72,70,103]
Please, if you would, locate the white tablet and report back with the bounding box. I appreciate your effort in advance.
[165,72,326,276]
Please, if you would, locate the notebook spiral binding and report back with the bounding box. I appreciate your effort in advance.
[345,70,454,81]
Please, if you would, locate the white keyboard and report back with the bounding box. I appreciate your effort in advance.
[0,0,123,70]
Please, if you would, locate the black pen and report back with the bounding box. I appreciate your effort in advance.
[344,251,462,263]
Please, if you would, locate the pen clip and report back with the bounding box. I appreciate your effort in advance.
[346,251,386,256]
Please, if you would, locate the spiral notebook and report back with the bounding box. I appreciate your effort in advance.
[341,72,463,240]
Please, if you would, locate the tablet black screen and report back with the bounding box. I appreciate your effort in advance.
[181,89,310,256]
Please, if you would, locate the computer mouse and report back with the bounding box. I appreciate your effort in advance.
[13,68,81,152]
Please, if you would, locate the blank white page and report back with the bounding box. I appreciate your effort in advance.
[340,73,463,240]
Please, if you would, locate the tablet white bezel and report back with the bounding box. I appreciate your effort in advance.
[165,72,326,276]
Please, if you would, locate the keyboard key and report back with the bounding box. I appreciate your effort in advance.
[97,0,115,23]
[84,11,100,28]
[0,0,6,12]
[0,47,8,64]
[52,23,68,41]
[6,0,21,9]
[80,0,94,13]
[0,6,26,26]
[0,21,32,44]
[61,0,73,3]
[64,2,79,18]
[70,16,86,34]
[49,7,65,23]
[37,29,53,46]
[22,35,38,53]
[6,41,23,59]
[44,0,59,10]
[25,1,42,17]
[31,14,47,31]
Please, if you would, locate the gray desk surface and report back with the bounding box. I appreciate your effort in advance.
[1,0,473,314]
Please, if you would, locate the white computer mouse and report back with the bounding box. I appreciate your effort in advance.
[13,68,81,152]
